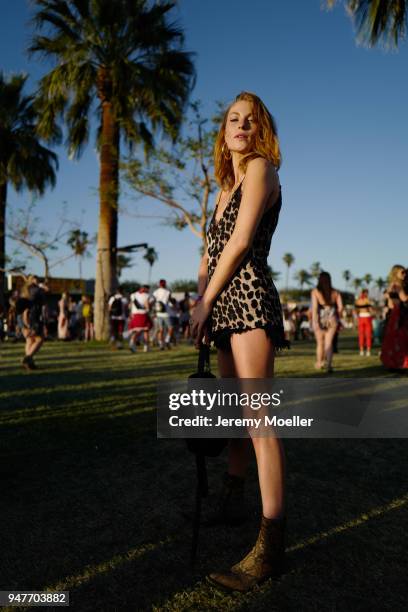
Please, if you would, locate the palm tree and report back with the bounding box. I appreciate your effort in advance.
[342,269,352,291]
[294,269,313,290]
[353,277,363,293]
[326,1,407,47]
[0,72,57,308]
[310,261,321,281]
[363,273,372,288]
[117,254,133,279]
[67,229,91,279]
[30,0,195,339]
[143,247,158,284]
[375,276,386,294]
[282,253,295,293]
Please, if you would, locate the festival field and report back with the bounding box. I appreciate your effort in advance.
[0,333,407,611]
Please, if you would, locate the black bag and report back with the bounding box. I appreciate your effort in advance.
[187,345,227,457]
[110,297,123,317]
[154,300,166,314]
[133,296,145,310]
[186,344,227,563]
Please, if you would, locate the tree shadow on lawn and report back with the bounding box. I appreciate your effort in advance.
[1,437,407,610]
[0,361,194,403]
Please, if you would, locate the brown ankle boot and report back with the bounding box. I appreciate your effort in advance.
[208,515,285,592]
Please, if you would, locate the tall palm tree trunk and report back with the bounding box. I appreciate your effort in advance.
[94,97,119,340]
[0,181,7,309]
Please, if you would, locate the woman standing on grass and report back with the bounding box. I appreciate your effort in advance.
[384,265,406,316]
[190,91,288,592]
[381,266,408,370]
[355,288,373,356]
[311,271,343,373]
[58,291,70,340]
[82,295,94,341]
[18,276,47,370]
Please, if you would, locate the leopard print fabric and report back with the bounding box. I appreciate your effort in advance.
[207,182,288,351]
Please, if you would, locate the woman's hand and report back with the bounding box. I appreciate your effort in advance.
[190,299,212,349]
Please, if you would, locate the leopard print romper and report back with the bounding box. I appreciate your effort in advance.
[207,179,288,351]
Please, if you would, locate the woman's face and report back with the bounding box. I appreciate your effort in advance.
[397,268,406,282]
[224,100,257,155]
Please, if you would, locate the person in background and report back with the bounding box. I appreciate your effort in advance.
[75,296,84,340]
[58,292,70,340]
[179,292,193,341]
[283,308,295,342]
[299,306,311,340]
[19,276,48,370]
[355,289,373,356]
[152,279,172,350]
[128,284,153,353]
[108,286,128,349]
[167,297,180,346]
[381,267,408,370]
[311,271,343,373]
[384,265,406,317]
[372,307,384,348]
[7,291,19,340]
[82,295,94,341]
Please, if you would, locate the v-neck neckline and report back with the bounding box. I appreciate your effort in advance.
[212,178,244,228]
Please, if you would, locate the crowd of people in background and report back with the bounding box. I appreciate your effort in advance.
[107,279,195,352]
[280,264,408,373]
[1,266,407,372]
[0,277,198,365]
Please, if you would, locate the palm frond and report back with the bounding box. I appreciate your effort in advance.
[349,0,407,47]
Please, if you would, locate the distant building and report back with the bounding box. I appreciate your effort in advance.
[7,274,95,296]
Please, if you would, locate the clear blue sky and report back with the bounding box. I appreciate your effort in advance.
[1,0,407,290]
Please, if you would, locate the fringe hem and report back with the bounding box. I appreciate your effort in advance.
[210,323,291,352]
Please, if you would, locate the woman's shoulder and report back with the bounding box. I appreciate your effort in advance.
[244,158,279,196]
[246,157,278,178]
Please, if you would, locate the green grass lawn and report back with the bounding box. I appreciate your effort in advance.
[0,333,407,611]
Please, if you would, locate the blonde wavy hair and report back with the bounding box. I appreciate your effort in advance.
[214,91,281,190]
[388,264,405,287]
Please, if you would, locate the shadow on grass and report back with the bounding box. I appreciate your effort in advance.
[1,437,408,611]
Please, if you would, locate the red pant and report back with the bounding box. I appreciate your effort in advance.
[358,317,372,350]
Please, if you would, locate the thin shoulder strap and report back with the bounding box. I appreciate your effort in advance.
[215,174,246,211]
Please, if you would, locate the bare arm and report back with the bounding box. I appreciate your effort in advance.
[202,158,278,307]
[336,291,344,317]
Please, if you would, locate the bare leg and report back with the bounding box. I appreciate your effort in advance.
[129,330,140,351]
[143,329,150,350]
[230,329,285,520]
[314,327,325,368]
[24,335,36,356]
[26,336,43,357]
[324,325,337,368]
